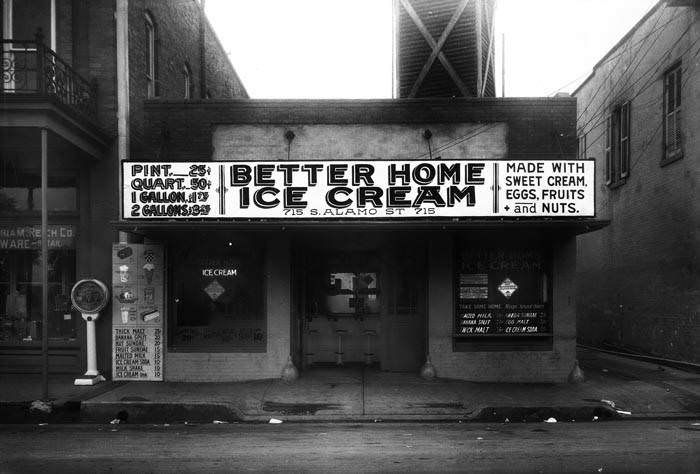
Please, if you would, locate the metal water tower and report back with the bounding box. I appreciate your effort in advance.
[394,0,496,98]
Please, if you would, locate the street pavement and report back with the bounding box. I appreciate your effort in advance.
[0,420,698,472]
[1,347,699,423]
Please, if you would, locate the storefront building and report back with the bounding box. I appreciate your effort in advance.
[111,98,607,383]
[0,0,247,376]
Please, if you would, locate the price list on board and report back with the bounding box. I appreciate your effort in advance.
[125,163,221,218]
[455,248,550,337]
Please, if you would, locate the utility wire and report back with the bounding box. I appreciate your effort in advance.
[592,57,696,212]
[582,34,699,155]
[577,8,670,126]
[549,9,683,98]
[579,17,696,140]
[576,9,682,122]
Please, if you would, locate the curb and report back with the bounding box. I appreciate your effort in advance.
[3,401,651,424]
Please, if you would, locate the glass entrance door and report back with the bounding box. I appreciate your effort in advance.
[294,232,426,371]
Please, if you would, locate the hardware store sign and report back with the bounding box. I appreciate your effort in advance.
[122,160,595,219]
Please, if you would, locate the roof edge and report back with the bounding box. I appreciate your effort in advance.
[572,0,666,96]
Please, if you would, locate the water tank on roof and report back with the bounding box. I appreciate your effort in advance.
[394,0,496,98]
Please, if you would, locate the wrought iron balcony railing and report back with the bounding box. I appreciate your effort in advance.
[1,32,97,122]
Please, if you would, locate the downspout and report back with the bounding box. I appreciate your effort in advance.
[116,0,129,218]
[199,0,206,98]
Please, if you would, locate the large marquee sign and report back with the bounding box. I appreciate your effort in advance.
[122,160,595,219]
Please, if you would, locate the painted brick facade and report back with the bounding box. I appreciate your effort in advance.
[138,98,577,162]
[128,0,248,158]
[129,98,587,382]
[574,3,700,363]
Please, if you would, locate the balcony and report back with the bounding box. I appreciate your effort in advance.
[1,33,97,123]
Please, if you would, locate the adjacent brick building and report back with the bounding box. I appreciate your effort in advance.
[574,0,699,363]
[0,0,247,374]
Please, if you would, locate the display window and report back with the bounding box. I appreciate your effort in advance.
[454,241,552,350]
[0,248,77,344]
[0,173,78,214]
[1,166,80,346]
[170,238,266,351]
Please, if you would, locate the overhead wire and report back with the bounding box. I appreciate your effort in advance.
[548,8,683,98]
[575,8,680,122]
[577,8,673,131]
[592,52,697,212]
[581,31,699,156]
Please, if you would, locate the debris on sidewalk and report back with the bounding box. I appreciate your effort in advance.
[109,418,121,424]
[269,418,283,424]
[37,423,48,426]
[29,400,52,414]
[593,416,599,421]
[212,420,229,424]
[615,409,632,416]
[601,399,615,408]
[544,417,557,423]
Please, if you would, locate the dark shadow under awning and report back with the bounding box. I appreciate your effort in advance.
[112,218,609,235]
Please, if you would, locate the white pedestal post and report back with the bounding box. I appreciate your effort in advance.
[75,313,105,385]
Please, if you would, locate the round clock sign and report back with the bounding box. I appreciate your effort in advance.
[71,279,109,314]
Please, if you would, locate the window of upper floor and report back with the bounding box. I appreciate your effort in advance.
[183,63,193,99]
[662,61,682,165]
[144,11,158,98]
[605,101,630,187]
[2,0,53,48]
[0,170,78,215]
[577,132,587,160]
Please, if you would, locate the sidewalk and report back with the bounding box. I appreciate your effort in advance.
[2,347,699,423]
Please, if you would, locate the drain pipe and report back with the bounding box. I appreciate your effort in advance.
[116,0,129,221]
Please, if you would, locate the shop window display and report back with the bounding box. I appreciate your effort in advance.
[0,249,77,344]
[170,240,266,350]
[455,245,551,338]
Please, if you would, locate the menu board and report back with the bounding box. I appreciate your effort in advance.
[455,248,550,337]
[112,243,164,380]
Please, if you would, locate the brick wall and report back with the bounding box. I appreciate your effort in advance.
[137,98,577,162]
[575,4,700,362]
[203,16,247,98]
[128,0,247,157]
[56,0,72,63]
[84,0,118,133]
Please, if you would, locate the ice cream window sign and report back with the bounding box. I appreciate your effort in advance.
[201,268,238,277]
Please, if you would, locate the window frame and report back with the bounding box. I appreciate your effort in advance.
[168,237,267,353]
[605,100,631,187]
[662,61,682,165]
[0,234,79,347]
[577,132,587,160]
[144,11,157,98]
[183,63,193,99]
